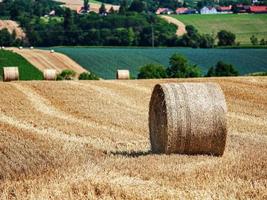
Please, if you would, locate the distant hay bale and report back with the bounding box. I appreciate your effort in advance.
[43,69,57,80]
[116,70,130,80]
[1,46,5,49]
[149,83,227,156]
[30,46,34,49]
[3,67,19,82]
[19,46,23,50]
[50,49,55,53]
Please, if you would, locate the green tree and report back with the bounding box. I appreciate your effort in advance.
[129,0,145,13]
[79,72,99,80]
[206,61,239,77]
[84,0,90,11]
[109,6,115,13]
[99,3,107,14]
[166,54,201,78]
[119,0,128,14]
[217,30,236,46]
[138,64,166,79]
[250,35,258,45]
[57,69,76,80]
[260,39,266,45]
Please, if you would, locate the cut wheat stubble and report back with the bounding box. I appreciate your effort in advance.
[3,67,19,82]
[149,83,228,156]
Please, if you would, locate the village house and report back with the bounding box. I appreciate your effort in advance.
[249,5,267,13]
[217,5,233,13]
[200,6,218,14]
[156,8,174,15]
[176,7,197,14]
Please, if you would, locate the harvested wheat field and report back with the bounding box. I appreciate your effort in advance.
[8,48,86,75]
[56,0,120,13]
[0,77,266,199]
[0,20,26,39]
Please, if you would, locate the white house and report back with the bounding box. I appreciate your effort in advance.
[200,6,218,14]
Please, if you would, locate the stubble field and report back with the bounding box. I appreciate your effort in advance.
[0,77,266,199]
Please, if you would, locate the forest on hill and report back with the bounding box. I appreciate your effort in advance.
[0,0,177,47]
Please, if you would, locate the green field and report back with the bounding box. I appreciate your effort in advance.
[53,47,267,79]
[171,14,267,45]
[0,50,43,80]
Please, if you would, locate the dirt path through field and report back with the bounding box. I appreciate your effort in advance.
[0,20,26,39]
[159,15,187,36]
[8,48,86,74]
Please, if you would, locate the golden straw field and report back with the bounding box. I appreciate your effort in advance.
[0,77,266,199]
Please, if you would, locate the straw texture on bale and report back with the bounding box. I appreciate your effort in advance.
[3,67,19,82]
[149,83,227,156]
[43,69,57,80]
[116,70,130,80]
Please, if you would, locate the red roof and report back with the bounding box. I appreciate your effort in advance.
[176,7,188,13]
[218,6,232,11]
[250,6,267,13]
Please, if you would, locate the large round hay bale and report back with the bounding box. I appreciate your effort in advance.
[30,46,34,49]
[19,46,23,50]
[149,83,227,156]
[3,67,19,82]
[43,69,57,80]
[50,49,55,53]
[116,70,130,80]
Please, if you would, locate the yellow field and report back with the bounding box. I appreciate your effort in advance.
[0,77,266,199]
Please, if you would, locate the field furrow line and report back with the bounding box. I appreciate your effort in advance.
[105,80,151,94]
[11,83,146,143]
[70,81,145,114]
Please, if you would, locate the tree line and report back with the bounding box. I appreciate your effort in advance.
[137,54,239,79]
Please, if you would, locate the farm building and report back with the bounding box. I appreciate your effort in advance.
[217,5,233,13]
[200,6,218,14]
[176,7,197,14]
[249,6,267,13]
[156,8,174,15]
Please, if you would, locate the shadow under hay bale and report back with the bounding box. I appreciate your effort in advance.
[43,69,57,81]
[149,83,227,156]
[116,70,130,80]
[3,67,19,82]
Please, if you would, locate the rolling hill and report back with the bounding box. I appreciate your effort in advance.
[171,14,267,45]
[0,49,43,80]
[55,0,120,13]
[0,77,266,199]
[10,48,87,75]
[53,47,267,79]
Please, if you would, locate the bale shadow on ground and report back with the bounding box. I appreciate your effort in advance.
[109,150,152,158]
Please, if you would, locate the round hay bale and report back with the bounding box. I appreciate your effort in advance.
[43,69,57,80]
[3,67,19,82]
[50,49,55,53]
[116,70,130,80]
[1,46,5,49]
[149,83,227,156]
[30,46,34,49]
[19,46,23,50]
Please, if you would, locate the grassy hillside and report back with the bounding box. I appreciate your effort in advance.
[0,50,43,80]
[53,47,267,79]
[171,14,267,45]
